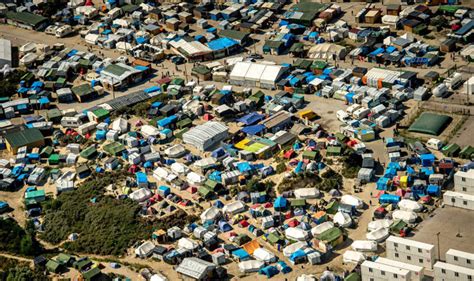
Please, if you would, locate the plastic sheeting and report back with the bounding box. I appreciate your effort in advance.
[311,221,334,236]
[340,195,364,209]
[333,212,352,228]
[392,210,417,223]
[239,260,264,273]
[351,240,378,252]
[366,227,390,242]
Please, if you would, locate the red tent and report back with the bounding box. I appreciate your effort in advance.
[284,149,295,159]
[239,220,250,227]
[287,219,300,227]
[85,0,93,5]
[187,186,197,193]
[203,113,214,121]
[263,202,273,208]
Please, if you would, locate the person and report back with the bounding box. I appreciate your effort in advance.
[369,200,372,206]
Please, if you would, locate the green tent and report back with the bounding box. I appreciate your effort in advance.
[344,272,361,281]
[302,150,317,160]
[48,154,60,165]
[460,146,474,159]
[442,143,460,157]
[198,186,213,198]
[46,260,61,273]
[80,146,97,159]
[317,227,342,244]
[325,201,339,214]
[327,146,342,156]
[290,199,306,208]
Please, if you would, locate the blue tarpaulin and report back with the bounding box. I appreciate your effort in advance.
[377,177,391,190]
[237,112,264,126]
[242,124,265,135]
[419,154,435,167]
[259,265,279,278]
[289,249,306,262]
[145,86,160,94]
[379,194,401,204]
[232,249,250,261]
[136,172,148,184]
[207,37,239,51]
[157,115,177,128]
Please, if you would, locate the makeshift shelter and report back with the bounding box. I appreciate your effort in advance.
[308,43,347,60]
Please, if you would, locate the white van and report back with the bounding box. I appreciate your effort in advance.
[353,107,370,120]
[426,138,443,151]
[55,25,73,38]
[336,110,351,124]
[61,116,83,128]
[346,104,362,115]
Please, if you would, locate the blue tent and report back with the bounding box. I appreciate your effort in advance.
[232,249,250,261]
[151,101,163,108]
[379,194,401,204]
[209,171,222,182]
[289,249,307,263]
[377,177,391,190]
[236,162,253,173]
[419,154,435,167]
[218,221,232,232]
[159,185,171,196]
[157,115,177,128]
[274,196,287,210]
[259,265,279,278]
[214,200,224,208]
[421,167,434,176]
[211,147,226,158]
[242,124,265,135]
[144,161,153,168]
[277,261,292,274]
[294,161,304,173]
[237,112,264,126]
[145,86,160,94]
[426,185,440,197]
[136,172,148,184]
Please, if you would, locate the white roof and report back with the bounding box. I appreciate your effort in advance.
[435,261,474,275]
[246,63,266,81]
[171,162,189,174]
[285,227,309,241]
[170,39,211,56]
[362,260,410,275]
[367,219,392,232]
[253,247,276,262]
[366,227,389,242]
[283,241,307,257]
[200,206,222,223]
[294,188,320,199]
[176,257,215,280]
[178,238,199,250]
[341,194,364,208]
[238,260,264,273]
[392,210,418,223]
[311,221,334,236]
[333,211,352,227]
[129,188,152,202]
[446,249,474,260]
[444,190,474,201]
[387,236,434,250]
[351,240,378,252]
[223,200,246,214]
[398,199,423,212]
[375,257,424,272]
[343,250,366,264]
[230,61,287,84]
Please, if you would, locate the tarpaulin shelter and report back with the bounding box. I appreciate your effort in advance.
[232,248,250,261]
[259,265,279,278]
[218,221,232,232]
[274,196,288,211]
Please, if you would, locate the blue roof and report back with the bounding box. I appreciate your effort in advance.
[207,37,239,51]
[369,47,384,56]
[455,20,473,36]
[157,115,177,127]
[419,154,435,161]
[241,124,265,135]
[232,249,250,260]
[151,101,163,108]
[274,196,287,208]
[136,37,148,44]
[237,112,264,125]
[289,249,306,261]
[32,81,44,88]
[39,97,50,104]
[145,86,160,94]
[136,172,148,183]
[135,65,149,71]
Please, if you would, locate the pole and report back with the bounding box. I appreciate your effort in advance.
[436,232,441,261]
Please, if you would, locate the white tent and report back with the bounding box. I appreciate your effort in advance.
[285,227,309,241]
[187,172,206,185]
[20,53,38,65]
[19,42,36,54]
[150,273,168,281]
[141,125,160,138]
[333,211,352,228]
[238,260,264,273]
[311,221,334,236]
[308,43,347,60]
[223,201,246,215]
[165,144,186,158]
[297,275,318,281]
[135,241,155,258]
[343,250,366,264]
[366,227,390,242]
[111,117,129,133]
[171,162,190,175]
[294,188,320,199]
[283,241,307,257]
[398,199,423,212]
[351,240,378,252]
[253,248,276,263]
[194,157,217,169]
[200,206,222,223]
[129,188,152,202]
[392,210,417,223]
[85,33,99,45]
[178,238,199,250]
[367,219,392,232]
[116,41,133,52]
[341,195,364,209]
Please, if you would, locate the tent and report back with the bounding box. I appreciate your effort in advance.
[218,221,232,232]
[254,247,277,263]
[398,199,423,212]
[232,248,250,261]
[285,227,309,241]
[367,219,392,232]
[340,195,364,209]
[392,210,417,223]
[239,260,264,273]
[259,265,279,278]
[283,241,307,257]
[178,238,199,250]
[311,221,334,236]
[223,201,246,214]
[366,227,390,242]
[333,212,352,228]
[294,188,320,199]
[351,240,377,252]
[274,196,288,211]
[200,206,222,223]
[342,250,366,264]
[308,43,347,60]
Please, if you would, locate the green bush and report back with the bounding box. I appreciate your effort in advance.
[0,218,42,257]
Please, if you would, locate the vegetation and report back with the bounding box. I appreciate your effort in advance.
[0,218,43,257]
[278,168,343,194]
[0,70,27,98]
[341,152,362,179]
[113,94,169,118]
[0,256,49,281]
[41,172,195,256]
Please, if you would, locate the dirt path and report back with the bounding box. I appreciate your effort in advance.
[0,252,34,265]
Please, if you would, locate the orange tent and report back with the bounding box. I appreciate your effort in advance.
[242,239,260,255]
